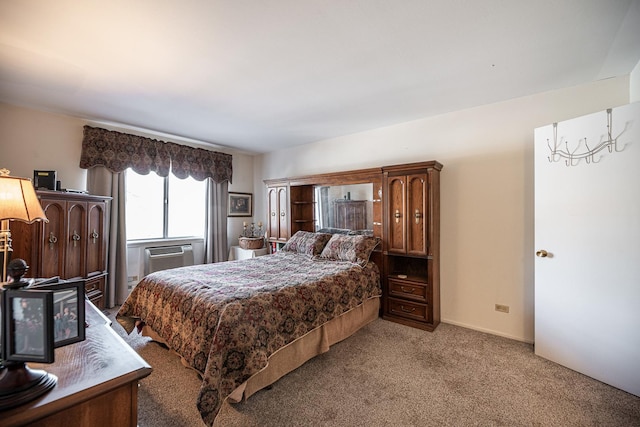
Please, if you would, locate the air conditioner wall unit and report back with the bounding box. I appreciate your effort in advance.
[144,244,194,275]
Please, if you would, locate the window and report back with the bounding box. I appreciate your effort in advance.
[125,169,206,240]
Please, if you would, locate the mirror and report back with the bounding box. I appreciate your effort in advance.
[315,183,374,235]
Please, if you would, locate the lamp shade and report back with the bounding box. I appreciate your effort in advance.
[0,169,48,223]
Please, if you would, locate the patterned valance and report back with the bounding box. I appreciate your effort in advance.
[79,126,233,183]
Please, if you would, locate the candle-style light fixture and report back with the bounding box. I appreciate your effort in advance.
[239,221,265,249]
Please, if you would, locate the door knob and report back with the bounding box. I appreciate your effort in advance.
[536,249,548,258]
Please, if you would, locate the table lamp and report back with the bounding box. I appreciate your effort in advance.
[0,167,55,410]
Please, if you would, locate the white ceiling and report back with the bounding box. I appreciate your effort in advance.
[1,1,639,154]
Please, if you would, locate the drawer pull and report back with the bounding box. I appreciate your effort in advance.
[400,286,416,294]
[72,230,81,247]
[48,232,58,249]
[400,305,416,313]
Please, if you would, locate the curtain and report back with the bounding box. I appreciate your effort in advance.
[80,126,232,183]
[205,179,229,263]
[86,166,128,307]
[81,126,233,304]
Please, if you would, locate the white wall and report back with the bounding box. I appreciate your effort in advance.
[256,76,630,342]
[0,103,87,190]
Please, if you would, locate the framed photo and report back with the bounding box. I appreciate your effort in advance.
[228,192,252,217]
[32,279,86,348]
[4,289,55,363]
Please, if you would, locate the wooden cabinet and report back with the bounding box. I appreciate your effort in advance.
[2,300,151,427]
[266,182,315,248]
[10,191,111,309]
[383,162,442,331]
[387,173,428,256]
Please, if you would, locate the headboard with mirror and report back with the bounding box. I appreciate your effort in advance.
[264,167,384,251]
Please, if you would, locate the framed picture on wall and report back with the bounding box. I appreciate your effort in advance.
[228,192,252,217]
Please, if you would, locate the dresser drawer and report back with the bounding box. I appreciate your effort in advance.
[85,275,106,309]
[387,297,430,323]
[388,278,427,302]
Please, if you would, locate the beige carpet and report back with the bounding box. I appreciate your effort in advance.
[106,309,640,427]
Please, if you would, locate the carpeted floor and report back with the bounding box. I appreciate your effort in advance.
[106,309,640,427]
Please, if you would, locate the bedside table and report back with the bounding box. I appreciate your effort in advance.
[228,245,270,261]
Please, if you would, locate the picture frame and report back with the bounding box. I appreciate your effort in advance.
[31,279,86,348]
[4,289,55,363]
[228,192,252,217]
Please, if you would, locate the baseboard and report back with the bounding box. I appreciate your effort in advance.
[441,318,534,344]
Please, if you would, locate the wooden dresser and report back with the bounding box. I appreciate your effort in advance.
[1,300,152,427]
[9,191,111,309]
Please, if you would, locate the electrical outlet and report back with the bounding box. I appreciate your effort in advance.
[495,304,509,313]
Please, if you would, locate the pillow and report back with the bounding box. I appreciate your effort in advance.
[281,231,332,256]
[319,234,380,267]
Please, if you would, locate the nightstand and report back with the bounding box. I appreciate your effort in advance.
[228,245,270,261]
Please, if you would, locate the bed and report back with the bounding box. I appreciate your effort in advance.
[116,231,381,426]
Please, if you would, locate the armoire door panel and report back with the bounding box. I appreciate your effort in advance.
[277,187,288,240]
[65,202,87,279]
[407,173,427,256]
[86,202,106,276]
[267,187,279,240]
[387,176,406,253]
[40,200,66,278]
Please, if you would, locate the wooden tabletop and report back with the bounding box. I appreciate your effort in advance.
[1,300,152,426]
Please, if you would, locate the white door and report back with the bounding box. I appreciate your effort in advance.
[534,102,640,397]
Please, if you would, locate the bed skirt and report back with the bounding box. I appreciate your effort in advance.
[141,296,380,405]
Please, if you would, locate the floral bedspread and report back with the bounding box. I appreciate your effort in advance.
[116,251,380,426]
